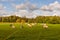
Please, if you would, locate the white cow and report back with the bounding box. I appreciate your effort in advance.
[10,23,15,28]
[28,24,32,28]
[42,23,48,29]
[31,23,35,26]
[12,25,15,28]
[31,23,37,26]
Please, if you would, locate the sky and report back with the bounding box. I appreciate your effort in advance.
[0,0,60,18]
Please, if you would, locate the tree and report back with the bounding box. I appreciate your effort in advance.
[16,19,21,23]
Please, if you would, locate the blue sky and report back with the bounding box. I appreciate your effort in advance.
[0,0,59,11]
[0,0,60,18]
[1,0,60,6]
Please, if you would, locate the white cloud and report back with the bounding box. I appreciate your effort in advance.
[14,10,28,17]
[0,5,3,10]
[1,1,60,18]
[40,1,60,11]
[0,4,13,17]
[11,1,40,18]
[0,9,13,17]
[40,1,60,16]
[0,1,39,18]
[12,9,44,18]
[15,4,26,10]
[13,2,38,11]
[0,4,6,10]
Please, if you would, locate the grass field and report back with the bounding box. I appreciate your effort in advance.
[0,23,60,40]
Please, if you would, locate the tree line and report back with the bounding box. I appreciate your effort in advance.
[0,15,60,24]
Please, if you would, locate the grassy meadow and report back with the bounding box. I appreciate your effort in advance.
[0,23,60,40]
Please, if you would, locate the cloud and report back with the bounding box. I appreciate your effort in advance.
[1,1,60,18]
[0,1,39,18]
[0,9,13,17]
[11,2,40,18]
[40,1,60,16]
[14,10,38,18]
[13,2,38,11]
[13,0,60,17]
[40,1,60,12]
[0,4,4,10]
[12,9,45,18]
[15,4,26,10]
[0,4,13,17]
[14,10,28,17]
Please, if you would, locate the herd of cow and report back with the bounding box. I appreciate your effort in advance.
[10,23,48,29]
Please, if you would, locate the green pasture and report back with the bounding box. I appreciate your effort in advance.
[0,23,60,40]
